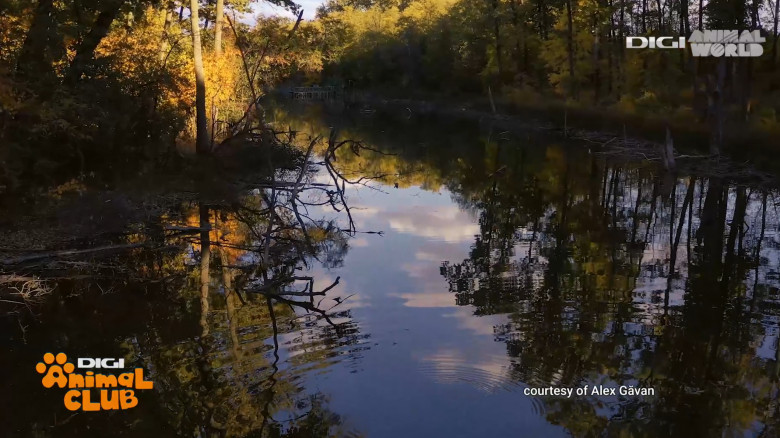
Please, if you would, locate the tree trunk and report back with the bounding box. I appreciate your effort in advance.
[199,204,211,337]
[159,3,174,62]
[679,0,687,69]
[510,0,523,74]
[708,59,726,155]
[751,0,759,29]
[490,0,502,82]
[774,0,779,67]
[593,25,600,102]
[190,0,210,154]
[565,0,575,98]
[66,0,124,83]
[214,0,225,56]
[16,0,57,80]
[698,0,703,30]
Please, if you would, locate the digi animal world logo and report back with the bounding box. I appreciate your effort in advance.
[36,352,153,411]
[626,30,766,57]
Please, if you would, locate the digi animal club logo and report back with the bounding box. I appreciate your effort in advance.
[36,352,153,411]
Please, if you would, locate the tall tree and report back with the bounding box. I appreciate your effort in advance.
[191,0,210,154]
[490,0,503,80]
[773,0,779,66]
[565,0,575,98]
[16,0,58,80]
[160,1,175,62]
[215,0,225,55]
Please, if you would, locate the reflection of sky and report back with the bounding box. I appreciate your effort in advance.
[298,181,566,437]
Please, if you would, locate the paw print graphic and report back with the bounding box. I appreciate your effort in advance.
[36,353,75,389]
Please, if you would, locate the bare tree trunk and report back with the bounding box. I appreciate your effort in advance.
[698,0,703,30]
[774,0,780,67]
[607,0,615,95]
[491,0,503,81]
[159,3,174,62]
[190,0,210,154]
[679,0,688,69]
[751,0,759,29]
[16,0,57,79]
[662,127,676,171]
[708,60,726,155]
[593,24,600,101]
[199,204,211,337]
[565,0,575,98]
[214,0,224,56]
[510,0,524,74]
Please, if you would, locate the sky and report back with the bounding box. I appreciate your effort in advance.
[253,0,325,20]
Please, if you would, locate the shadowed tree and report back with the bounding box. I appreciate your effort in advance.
[191,0,210,153]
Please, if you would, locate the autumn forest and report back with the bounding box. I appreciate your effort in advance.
[3,1,780,436]
[0,0,779,193]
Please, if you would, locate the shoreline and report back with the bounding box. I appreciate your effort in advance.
[338,89,779,170]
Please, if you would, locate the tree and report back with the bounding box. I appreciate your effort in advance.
[565,0,575,98]
[774,0,779,66]
[215,0,225,55]
[66,0,126,83]
[191,0,210,154]
[15,0,58,80]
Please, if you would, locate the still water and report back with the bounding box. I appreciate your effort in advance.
[2,102,780,437]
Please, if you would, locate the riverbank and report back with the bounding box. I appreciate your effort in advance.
[341,89,780,173]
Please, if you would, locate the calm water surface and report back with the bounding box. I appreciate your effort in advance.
[2,102,780,437]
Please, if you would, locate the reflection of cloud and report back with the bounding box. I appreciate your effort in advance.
[394,292,454,308]
[443,308,508,336]
[350,237,370,247]
[393,240,472,308]
[386,206,478,243]
[351,206,380,217]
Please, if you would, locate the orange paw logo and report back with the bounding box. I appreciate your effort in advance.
[36,352,75,388]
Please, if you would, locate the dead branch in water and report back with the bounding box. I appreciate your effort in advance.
[0,243,148,266]
[0,275,52,306]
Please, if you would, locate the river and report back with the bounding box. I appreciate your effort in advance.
[1,101,779,437]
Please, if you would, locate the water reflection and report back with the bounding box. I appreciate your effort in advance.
[435,142,780,435]
[0,137,368,436]
[3,103,780,437]
[273,102,780,436]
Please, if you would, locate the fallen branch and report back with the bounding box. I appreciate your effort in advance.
[0,243,147,266]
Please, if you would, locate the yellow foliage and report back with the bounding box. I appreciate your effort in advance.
[96,7,193,114]
[401,0,455,31]
[0,12,30,67]
[204,43,245,124]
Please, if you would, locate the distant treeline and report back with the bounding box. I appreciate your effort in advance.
[311,0,780,151]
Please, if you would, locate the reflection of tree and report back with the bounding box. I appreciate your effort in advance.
[427,130,780,436]
[133,136,372,437]
[0,135,370,436]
